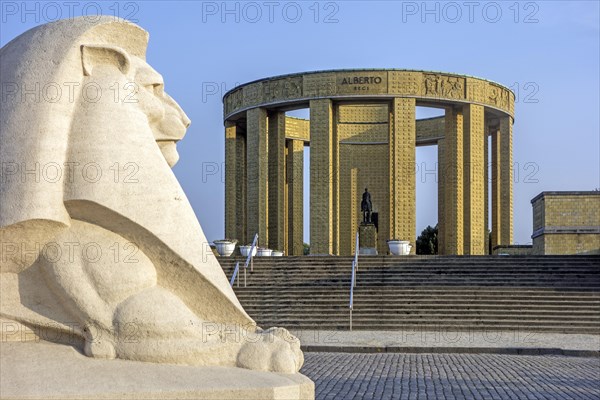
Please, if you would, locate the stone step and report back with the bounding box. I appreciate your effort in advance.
[246,291,599,298]
[228,269,600,273]
[242,307,600,314]
[231,266,600,269]
[254,324,600,334]
[244,301,600,312]
[235,283,600,289]
[236,289,600,301]
[235,284,600,289]
[236,284,600,289]
[247,304,600,313]
[230,277,600,282]
[236,297,599,303]
[230,271,600,277]
[222,265,600,271]
[224,257,600,334]
[251,317,599,326]
[244,313,600,321]
[223,268,600,274]
[228,275,600,281]
[230,266,600,270]
[219,256,600,263]
[243,275,600,279]
[227,269,600,274]
[243,307,600,314]
[235,298,600,305]
[237,296,600,302]
[245,310,600,317]
[252,324,600,334]
[239,302,599,308]
[221,260,600,266]
[223,262,600,266]
[235,288,600,294]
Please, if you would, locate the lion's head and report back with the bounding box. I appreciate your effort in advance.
[79,40,191,168]
[0,17,252,327]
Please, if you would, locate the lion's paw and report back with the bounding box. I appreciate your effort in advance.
[236,327,304,373]
[84,337,116,359]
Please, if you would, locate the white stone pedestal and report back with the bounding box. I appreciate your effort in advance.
[0,342,314,400]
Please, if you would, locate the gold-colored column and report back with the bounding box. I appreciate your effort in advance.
[246,108,268,245]
[491,116,514,247]
[235,130,247,244]
[491,123,500,249]
[225,121,237,241]
[463,104,486,254]
[332,108,340,256]
[500,116,514,246]
[484,124,489,254]
[309,99,334,254]
[350,168,358,254]
[389,98,416,253]
[437,139,446,255]
[286,140,304,255]
[443,106,464,255]
[268,112,286,252]
[225,121,246,243]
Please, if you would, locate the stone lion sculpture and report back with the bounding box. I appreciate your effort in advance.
[0,17,303,373]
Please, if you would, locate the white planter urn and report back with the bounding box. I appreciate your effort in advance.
[214,240,237,257]
[271,250,284,257]
[239,245,257,257]
[388,240,412,255]
[256,248,273,257]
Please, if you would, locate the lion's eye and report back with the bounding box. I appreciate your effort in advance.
[145,83,164,96]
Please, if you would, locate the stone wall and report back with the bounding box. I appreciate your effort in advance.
[492,245,533,255]
[531,192,600,255]
[338,103,390,254]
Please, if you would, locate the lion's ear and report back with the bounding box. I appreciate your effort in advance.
[81,45,131,76]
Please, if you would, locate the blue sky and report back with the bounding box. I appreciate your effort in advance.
[2,1,599,245]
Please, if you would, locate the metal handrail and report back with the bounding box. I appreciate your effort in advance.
[354,231,359,273]
[349,231,359,330]
[231,233,259,288]
[243,233,259,286]
[229,261,240,287]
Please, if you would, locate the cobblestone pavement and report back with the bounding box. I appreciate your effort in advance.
[300,353,600,400]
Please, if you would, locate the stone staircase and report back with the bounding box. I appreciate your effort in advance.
[219,256,600,334]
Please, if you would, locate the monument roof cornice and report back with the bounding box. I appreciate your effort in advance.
[223,68,515,100]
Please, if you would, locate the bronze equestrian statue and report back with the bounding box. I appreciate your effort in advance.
[361,188,372,223]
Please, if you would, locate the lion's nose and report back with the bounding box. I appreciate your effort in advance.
[181,112,191,128]
[163,92,191,128]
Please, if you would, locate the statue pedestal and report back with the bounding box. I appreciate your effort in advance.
[359,223,378,255]
[1,342,314,400]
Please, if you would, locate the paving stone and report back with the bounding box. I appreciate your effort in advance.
[300,352,600,400]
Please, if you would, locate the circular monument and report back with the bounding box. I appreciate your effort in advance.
[223,69,515,256]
